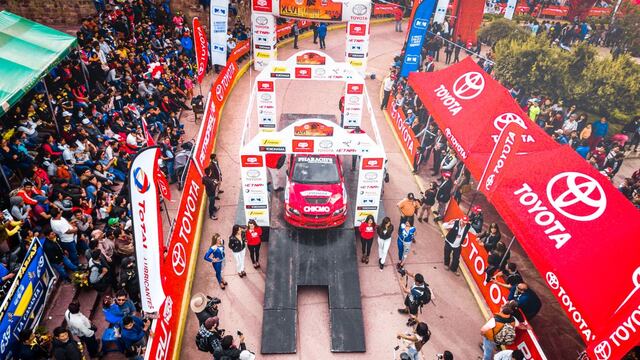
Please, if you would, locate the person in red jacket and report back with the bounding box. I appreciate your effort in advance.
[246,219,263,268]
[358,215,376,264]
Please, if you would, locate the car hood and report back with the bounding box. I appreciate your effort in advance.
[287,182,346,214]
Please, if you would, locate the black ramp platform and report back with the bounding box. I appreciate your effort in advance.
[261,228,365,354]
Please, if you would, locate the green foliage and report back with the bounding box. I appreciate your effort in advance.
[616,0,640,56]
[492,35,640,125]
[477,18,529,47]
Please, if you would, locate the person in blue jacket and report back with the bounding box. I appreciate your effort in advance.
[119,315,150,351]
[204,233,228,289]
[508,282,542,321]
[317,23,328,49]
[397,220,416,270]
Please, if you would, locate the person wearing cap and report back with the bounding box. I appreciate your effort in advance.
[434,172,453,219]
[397,193,421,229]
[404,109,416,127]
[441,215,474,275]
[196,316,223,354]
[469,206,483,233]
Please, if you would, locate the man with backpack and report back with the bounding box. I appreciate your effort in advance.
[480,302,517,360]
[195,316,223,355]
[397,271,431,327]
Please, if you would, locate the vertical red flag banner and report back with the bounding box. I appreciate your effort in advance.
[141,117,155,146]
[443,200,547,359]
[129,147,166,313]
[409,58,640,360]
[193,17,209,84]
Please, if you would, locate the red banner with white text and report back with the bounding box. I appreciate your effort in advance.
[193,17,209,84]
[144,60,240,360]
[409,58,640,360]
[386,100,418,161]
[444,200,547,359]
[373,3,401,16]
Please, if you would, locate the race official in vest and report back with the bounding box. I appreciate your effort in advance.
[441,215,474,276]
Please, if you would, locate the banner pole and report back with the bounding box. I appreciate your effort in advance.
[499,236,516,269]
[161,197,173,226]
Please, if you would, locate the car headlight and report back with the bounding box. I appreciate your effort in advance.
[288,206,300,215]
[333,206,346,216]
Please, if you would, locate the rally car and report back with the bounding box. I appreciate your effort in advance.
[284,154,348,229]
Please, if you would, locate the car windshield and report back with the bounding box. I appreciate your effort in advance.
[291,156,340,184]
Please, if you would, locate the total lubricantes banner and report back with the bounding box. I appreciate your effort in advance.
[145,59,239,360]
[400,0,437,77]
[355,157,385,225]
[129,147,166,313]
[443,200,547,359]
[0,239,56,358]
[210,0,229,66]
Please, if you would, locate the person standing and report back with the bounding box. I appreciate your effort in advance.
[311,22,319,44]
[444,40,454,64]
[454,36,463,63]
[376,217,394,270]
[318,23,327,49]
[589,116,609,149]
[358,215,376,264]
[204,234,227,289]
[434,172,453,219]
[480,303,517,360]
[206,153,224,197]
[394,7,403,32]
[265,153,285,192]
[51,327,83,360]
[441,215,473,276]
[397,193,420,228]
[397,271,431,327]
[246,219,263,268]
[203,171,219,220]
[397,220,416,270]
[64,302,101,358]
[417,182,437,223]
[50,207,79,266]
[292,21,300,49]
[381,75,394,110]
[229,225,247,278]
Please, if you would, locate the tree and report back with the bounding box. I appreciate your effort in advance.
[614,0,640,56]
[477,18,529,47]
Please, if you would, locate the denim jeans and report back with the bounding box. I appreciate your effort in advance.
[52,257,78,281]
[213,262,223,284]
[60,241,79,266]
[482,336,496,360]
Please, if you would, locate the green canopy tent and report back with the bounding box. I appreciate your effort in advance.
[0,11,77,118]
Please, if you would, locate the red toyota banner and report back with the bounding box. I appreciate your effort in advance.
[386,100,418,161]
[193,17,209,84]
[410,58,640,360]
[372,3,401,16]
[145,60,237,360]
[444,200,547,359]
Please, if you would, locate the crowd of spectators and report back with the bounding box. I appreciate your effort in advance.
[0,0,249,358]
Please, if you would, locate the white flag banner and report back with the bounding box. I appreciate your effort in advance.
[434,0,450,24]
[129,147,166,313]
[210,0,230,66]
[504,0,517,19]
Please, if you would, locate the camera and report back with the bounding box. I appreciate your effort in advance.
[237,330,243,336]
[206,296,221,308]
[397,266,407,277]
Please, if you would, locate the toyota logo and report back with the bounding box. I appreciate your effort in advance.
[352,4,368,15]
[452,72,485,100]
[261,93,272,101]
[246,169,260,178]
[255,16,268,25]
[545,272,559,290]
[494,112,528,132]
[315,68,326,76]
[172,243,186,276]
[594,340,611,360]
[546,172,607,222]
[319,140,333,149]
[364,172,378,180]
[349,95,359,104]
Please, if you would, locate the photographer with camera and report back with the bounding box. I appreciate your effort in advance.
[397,271,432,327]
[214,331,255,360]
[396,321,431,360]
[190,292,221,326]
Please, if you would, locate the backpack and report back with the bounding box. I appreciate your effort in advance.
[195,331,222,354]
[411,284,432,306]
[493,315,516,346]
